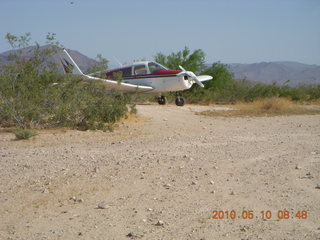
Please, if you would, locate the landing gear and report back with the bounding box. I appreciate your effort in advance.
[157,93,185,106]
[175,92,185,106]
[175,96,185,106]
[157,95,167,105]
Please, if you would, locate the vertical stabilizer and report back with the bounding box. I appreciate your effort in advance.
[60,49,84,75]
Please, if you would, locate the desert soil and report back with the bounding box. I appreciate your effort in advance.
[0,104,319,240]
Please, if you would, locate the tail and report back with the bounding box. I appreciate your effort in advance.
[59,48,84,75]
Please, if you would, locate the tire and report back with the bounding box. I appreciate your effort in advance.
[175,96,185,106]
[158,96,167,105]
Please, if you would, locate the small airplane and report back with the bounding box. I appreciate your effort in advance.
[60,49,213,106]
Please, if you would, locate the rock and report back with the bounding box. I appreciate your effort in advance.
[295,165,302,169]
[97,201,108,209]
[126,232,143,238]
[42,189,49,194]
[209,181,215,185]
[191,181,197,185]
[163,184,171,189]
[304,172,313,179]
[230,190,235,195]
[70,196,83,203]
[315,184,320,189]
[155,220,165,226]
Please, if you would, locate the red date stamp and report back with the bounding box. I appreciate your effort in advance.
[210,210,308,220]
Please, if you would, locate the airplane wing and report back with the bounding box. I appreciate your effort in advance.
[84,75,153,92]
[60,49,153,93]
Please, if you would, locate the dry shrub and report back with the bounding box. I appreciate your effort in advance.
[199,97,320,117]
[238,98,293,113]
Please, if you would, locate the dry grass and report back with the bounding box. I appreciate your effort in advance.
[199,98,320,117]
[238,98,293,113]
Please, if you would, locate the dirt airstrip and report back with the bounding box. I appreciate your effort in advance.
[0,104,319,240]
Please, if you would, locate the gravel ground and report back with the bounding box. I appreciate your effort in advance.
[0,104,319,240]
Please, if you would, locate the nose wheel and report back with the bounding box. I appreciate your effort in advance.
[175,96,185,106]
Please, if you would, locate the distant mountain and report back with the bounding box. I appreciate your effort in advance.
[0,45,97,73]
[1,46,319,86]
[227,61,320,86]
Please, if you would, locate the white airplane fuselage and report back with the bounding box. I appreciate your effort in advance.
[122,75,192,93]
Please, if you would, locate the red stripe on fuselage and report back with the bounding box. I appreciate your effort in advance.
[105,69,182,80]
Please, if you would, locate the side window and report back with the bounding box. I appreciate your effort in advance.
[134,64,147,75]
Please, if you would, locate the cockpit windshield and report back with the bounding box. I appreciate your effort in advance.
[148,62,167,74]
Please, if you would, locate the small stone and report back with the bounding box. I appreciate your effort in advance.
[97,201,108,209]
[209,181,215,185]
[191,181,197,185]
[163,184,171,189]
[230,190,235,195]
[147,208,153,211]
[240,227,247,232]
[315,184,320,189]
[42,189,49,194]
[126,232,143,238]
[295,165,302,169]
[155,220,164,226]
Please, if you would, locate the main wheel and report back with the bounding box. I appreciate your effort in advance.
[175,96,185,106]
[157,96,167,105]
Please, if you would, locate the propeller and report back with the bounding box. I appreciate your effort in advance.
[179,65,204,88]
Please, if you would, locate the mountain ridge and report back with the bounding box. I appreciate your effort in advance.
[1,46,319,86]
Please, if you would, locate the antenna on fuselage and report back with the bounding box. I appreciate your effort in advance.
[113,57,123,67]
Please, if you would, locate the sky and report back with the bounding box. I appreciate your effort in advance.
[0,0,319,66]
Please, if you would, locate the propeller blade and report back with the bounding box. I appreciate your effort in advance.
[179,65,204,87]
[187,70,205,88]
[194,77,204,88]
[179,65,186,72]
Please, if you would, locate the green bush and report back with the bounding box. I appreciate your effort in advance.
[0,33,130,131]
[14,128,37,140]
